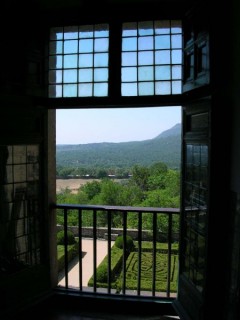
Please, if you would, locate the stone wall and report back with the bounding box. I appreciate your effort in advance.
[56,225,179,242]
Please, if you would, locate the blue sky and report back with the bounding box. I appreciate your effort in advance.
[56,106,182,144]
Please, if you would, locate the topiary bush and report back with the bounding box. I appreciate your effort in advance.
[57,229,76,245]
[115,235,134,251]
[96,264,108,283]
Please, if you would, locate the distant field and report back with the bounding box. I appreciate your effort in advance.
[56,178,99,194]
[56,178,126,194]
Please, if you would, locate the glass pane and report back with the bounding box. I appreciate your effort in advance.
[155,50,170,64]
[155,81,171,94]
[4,185,13,202]
[193,145,201,166]
[94,68,108,82]
[13,146,26,164]
[155,66,171,80]
[121,83,137,96]
[14,165,26,182]
[138,36,153,50]
[138,82,154,95]
[78,83,93,96]
[64,26,78,39]
[138,21,153,36]
[155,20,170,34]
[94,38,109,52]
[172,81,182,94]
[122,22,137,36]
[171,20,182,34]
[122,52,137,66]
[63,70,77,83]
[122,37,137,51]
[155,35,170,49]
[63,54,78,68]
[172,65,182,79]
[186,144,193,163]
[79,54,93,67]
[94,83,108,96]
[122,67,137,82]
[6,165,13,183]
[79,39,93,53]
[94,53,108,67]
[79,69,93,82]
[27,164,39,181]
[63,84,77,97]
[79,25,93,38]
[171,35,182,48]
[172,50,182,64]
[138,66,154,81]
[138,51,153,65]
[201,145,208,166]
[27,145,39,162]
[94,24,109,37]
[55,85,63,97]
[64,40,78,54]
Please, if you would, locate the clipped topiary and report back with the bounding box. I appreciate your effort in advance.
[57,229,76,245]
[96,264,108,283]
[115,235,134,251]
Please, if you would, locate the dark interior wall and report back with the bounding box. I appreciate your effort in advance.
[226,1,240,318]
[0,3,54,318]
[0,105,53,319]
[231,0,240,193]
[1,1,47,98]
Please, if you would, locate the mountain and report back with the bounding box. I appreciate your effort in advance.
[154,123,181,139]
[56,123,181,169]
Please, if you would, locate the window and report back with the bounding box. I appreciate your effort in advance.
[49,24,109,97]
[121,20,182,96]
[0,145,41,269]
[48,20,182,98]
[50,18,184,297]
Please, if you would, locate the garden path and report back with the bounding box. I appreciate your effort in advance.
[58,238,115,288]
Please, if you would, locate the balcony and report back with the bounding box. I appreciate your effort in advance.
[55,204,180,303]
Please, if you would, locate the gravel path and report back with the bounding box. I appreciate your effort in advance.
[58,238,115,288]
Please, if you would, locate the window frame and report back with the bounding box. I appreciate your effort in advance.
[46,17,184,110]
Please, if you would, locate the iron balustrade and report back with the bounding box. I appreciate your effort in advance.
[54,204,180,299]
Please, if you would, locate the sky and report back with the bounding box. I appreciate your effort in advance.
[56,106,182,144]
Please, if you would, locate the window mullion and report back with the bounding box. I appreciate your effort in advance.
[108,21,122,98]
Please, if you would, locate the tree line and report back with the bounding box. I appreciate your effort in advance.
[57,162,180,233]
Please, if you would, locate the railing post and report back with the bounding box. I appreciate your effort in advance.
[167,212,173,297]
[63,207,68,288]
[78,208,82,290]
[137,210,142,295]
[152,211,157,296]
[107,210,112,294]
[93,209,97,292]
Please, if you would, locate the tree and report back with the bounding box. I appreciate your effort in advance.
[130,165,150,191]
[80,181,101,200]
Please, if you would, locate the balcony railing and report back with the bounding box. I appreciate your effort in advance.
[54,204,180,300]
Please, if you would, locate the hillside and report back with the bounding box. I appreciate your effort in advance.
[56,123,181,169]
